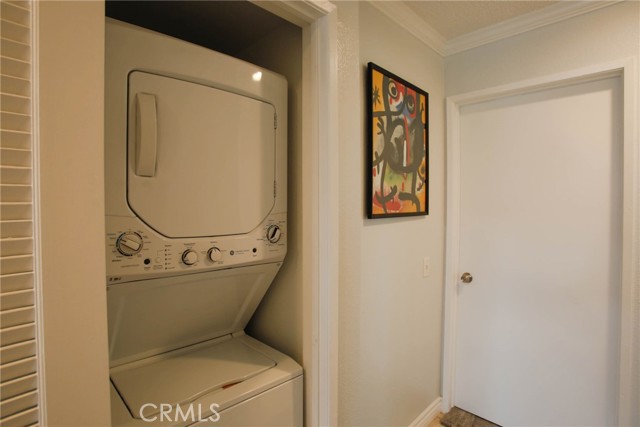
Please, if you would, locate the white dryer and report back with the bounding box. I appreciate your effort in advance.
[104,19,301,427]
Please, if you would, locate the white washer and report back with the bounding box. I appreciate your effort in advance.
[105,19,301,427]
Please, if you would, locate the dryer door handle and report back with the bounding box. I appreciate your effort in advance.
[135,93,158,177]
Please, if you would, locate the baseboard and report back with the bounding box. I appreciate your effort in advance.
[409,397,442,427]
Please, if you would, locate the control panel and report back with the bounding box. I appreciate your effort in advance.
[106,213,286,284]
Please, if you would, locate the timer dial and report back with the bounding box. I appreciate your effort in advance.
[182,249,198,265]
[266,225,282,243]
[116,232,143,256]
[208,247,223,262]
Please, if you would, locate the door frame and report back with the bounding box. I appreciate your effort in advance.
[251,2,339,426]
[35,1,339,425]
[442,59,639,425]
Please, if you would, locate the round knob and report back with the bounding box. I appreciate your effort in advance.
[208,247,222,262]
[182,249,198,265]
[116,232,143,256]
[460,272,473,284]
[266,225,282,243]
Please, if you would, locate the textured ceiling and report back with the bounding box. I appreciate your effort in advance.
[404,1,559,40]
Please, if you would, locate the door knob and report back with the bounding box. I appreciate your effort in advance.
[460,272,473,284]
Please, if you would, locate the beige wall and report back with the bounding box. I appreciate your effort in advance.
[38,1,111,426]
[337,3,446,425]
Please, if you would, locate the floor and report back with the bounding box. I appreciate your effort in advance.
[429,412,445,427]
[431,408,500,427]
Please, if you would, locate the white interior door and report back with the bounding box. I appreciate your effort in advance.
[455,76,622,426]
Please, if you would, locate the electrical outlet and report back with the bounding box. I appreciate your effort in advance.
[423,256,431,277]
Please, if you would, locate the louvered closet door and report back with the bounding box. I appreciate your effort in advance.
[0,1,39,426]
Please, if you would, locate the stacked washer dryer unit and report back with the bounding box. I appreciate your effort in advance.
[104,19,302,427]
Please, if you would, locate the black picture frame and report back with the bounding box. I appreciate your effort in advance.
[366,62,429,219]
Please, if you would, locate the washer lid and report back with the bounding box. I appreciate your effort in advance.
[107,263,280,366]
[110,337,276,420]
[127,71,277,238]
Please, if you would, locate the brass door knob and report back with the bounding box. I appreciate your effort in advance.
[460,272,473,284]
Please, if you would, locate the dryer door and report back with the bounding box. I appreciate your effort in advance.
[127,71,276,238]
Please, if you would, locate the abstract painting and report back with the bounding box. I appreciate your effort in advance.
[367,62,428,219]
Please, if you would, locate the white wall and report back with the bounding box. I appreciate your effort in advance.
[444,3,639,425]
[37,1,111,425]
[238,24,305,363]
[337,3,446,425]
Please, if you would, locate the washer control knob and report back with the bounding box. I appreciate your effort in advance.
[182,249,198,265]
[208,247,222,262]
[116,232,143,256]
[266,225,282,243]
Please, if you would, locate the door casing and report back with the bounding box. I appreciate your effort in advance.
[442,59,639,426]
[250,2,339,426]
[35,1,339,425]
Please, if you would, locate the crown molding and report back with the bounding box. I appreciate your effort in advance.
[367,1,446,56]
[253,0,334,26]
[445,0,623,55]
[366,0,622,57]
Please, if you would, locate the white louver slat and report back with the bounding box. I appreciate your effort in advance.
[1,0,39,425]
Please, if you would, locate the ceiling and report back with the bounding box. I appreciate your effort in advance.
[404,1,559,40]
[370,1,618,55]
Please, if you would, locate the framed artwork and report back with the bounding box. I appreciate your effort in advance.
[366,62,429,219]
